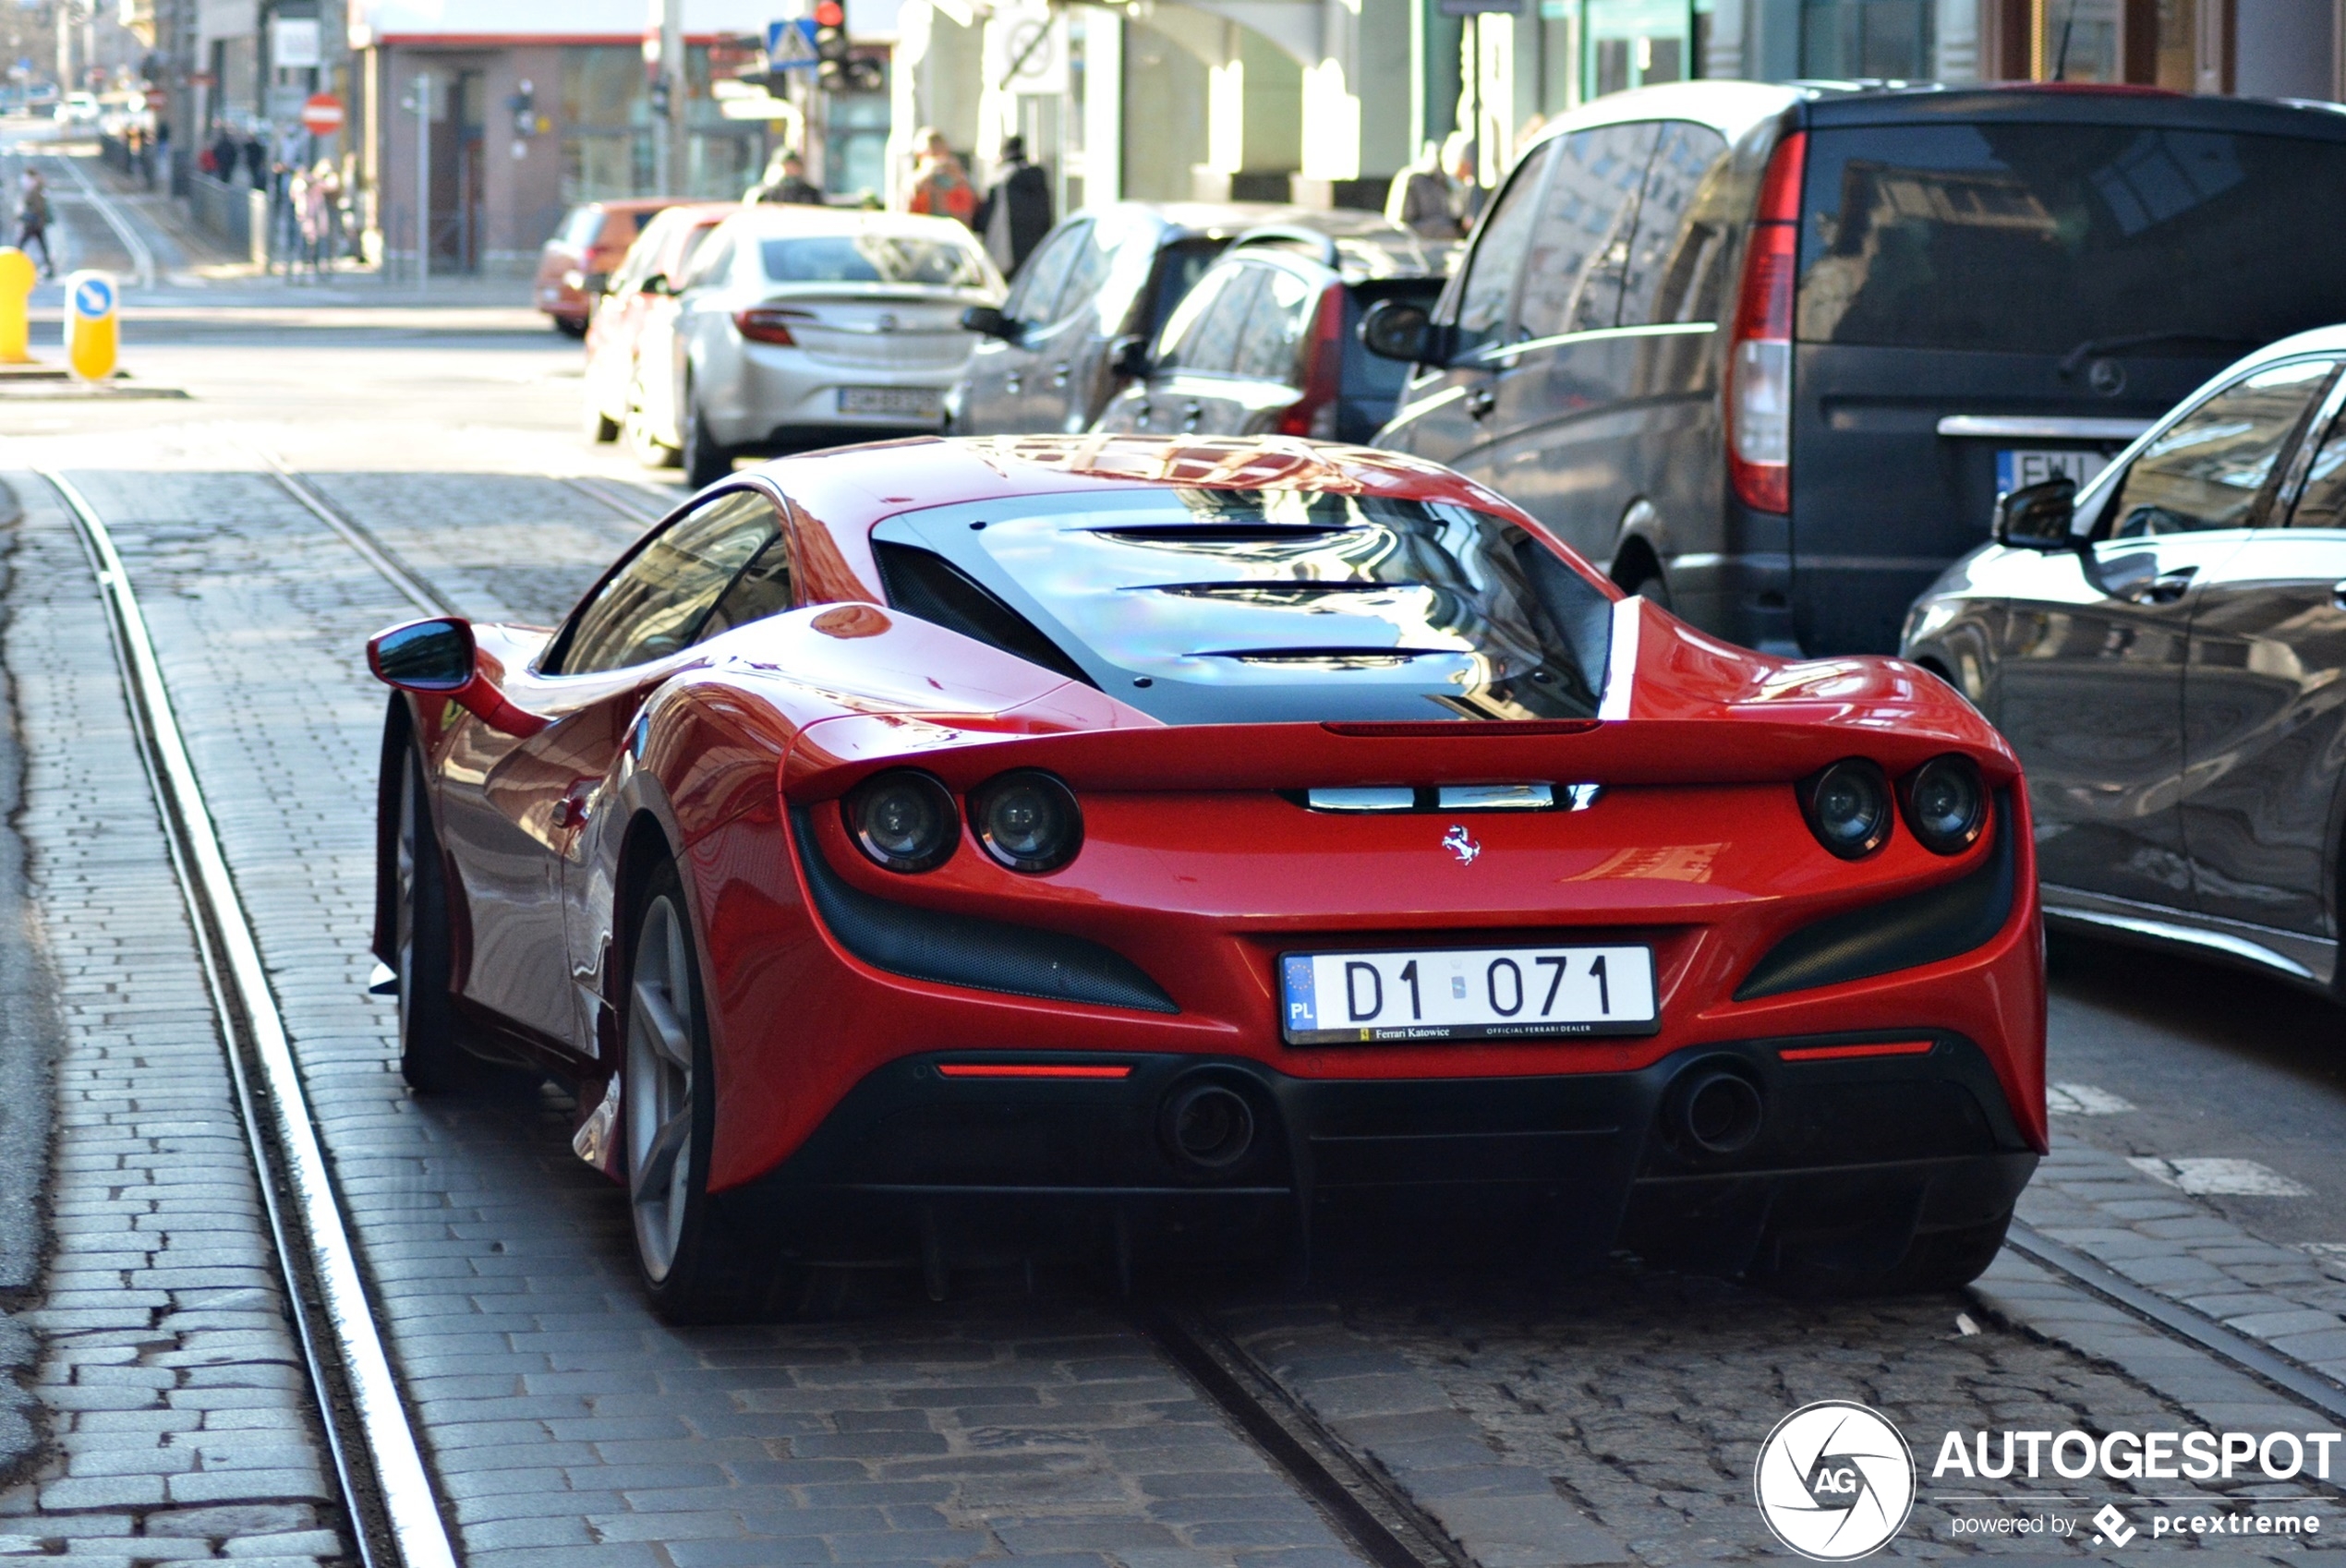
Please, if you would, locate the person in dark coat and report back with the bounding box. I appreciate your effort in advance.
[974,135,1053,277]
[211,127,239,184]
[242,132,266,189]
[16,170,52,277]
[746,149,824,205]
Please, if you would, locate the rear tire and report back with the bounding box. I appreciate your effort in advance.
[624,863,796,1322]
[1620,565,1673,610]
[681,395,732,490]
[394,744,467,1095]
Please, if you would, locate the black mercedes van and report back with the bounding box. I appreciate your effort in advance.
[1362,80,2346,654]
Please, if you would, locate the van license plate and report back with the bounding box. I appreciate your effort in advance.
[839,387,941,418]
[1278,944,1658,1045]
[1998,449,2110,493]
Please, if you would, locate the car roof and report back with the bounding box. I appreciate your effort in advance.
[1225,212,1451,282]
[718,207,981,242]
[1528,78,2346,159]
[1072,201,1311,242]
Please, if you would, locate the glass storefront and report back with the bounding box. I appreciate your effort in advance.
[1802,0,1934,77]
[558,44,769,204]
[2032,0,2123,79]
[1582,0,1701,97]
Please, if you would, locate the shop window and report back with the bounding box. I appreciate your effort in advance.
[1801,0,1934,77]
[1585,0,1693,99]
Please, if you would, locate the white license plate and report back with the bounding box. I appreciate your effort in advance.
[1998,448,2109,493]
[1279,944,1658,1044]
[839,386,941,418]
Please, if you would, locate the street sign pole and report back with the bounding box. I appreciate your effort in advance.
[415,70,430,290]
[656,0,684,194]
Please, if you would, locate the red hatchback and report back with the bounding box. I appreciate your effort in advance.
[366,434,2044,1320]
[536,199,683,335]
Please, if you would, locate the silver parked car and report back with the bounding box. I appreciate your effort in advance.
[658,208,1005,487]
[1902,325,2346,995]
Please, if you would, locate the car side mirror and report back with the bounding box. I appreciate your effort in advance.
[961,304,1014,339]
[639,272,672,297]
[367,617,548,737]
[369,617,475,691]
[1993,476,2080,549]
[1359,298,1449,366]
[1109,332,1152,380]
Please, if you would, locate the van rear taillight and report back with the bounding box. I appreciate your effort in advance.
[1728,130,1804,515]
[1274,285,1347,439]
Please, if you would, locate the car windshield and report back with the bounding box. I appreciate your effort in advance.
[872,489,1614,726]
[1796,124,2346,356]
[758,233,990,289]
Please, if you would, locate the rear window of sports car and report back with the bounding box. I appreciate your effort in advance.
[870,489,1613,726]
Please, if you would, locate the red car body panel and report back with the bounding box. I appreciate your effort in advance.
[376,435,2045,1269]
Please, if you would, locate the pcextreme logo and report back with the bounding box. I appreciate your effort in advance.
[1754,1401,1917,1561]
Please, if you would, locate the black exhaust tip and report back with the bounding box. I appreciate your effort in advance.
[1677,1070,1764,1154]
[1161,1081,1256,1172]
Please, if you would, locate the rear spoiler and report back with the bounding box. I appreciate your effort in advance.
[780,711,2016,802]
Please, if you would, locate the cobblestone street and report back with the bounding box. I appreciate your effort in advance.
[1,171,2344,1565]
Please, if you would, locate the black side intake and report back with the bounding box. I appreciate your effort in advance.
[789,805,1179,1014]
[1735,791,2018,1002]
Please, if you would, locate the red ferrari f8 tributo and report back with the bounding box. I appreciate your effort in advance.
[367,435,2044,1319]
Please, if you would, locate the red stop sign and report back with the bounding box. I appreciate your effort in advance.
[301,93,345,135]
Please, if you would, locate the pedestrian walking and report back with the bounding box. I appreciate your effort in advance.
[746,148,824,205]
[300,161,340,275]
[901,127,976,227]
[974,134,1052,275]
[242,130,266,189]
[1385,140,1461,239]
[210,125,237,183]
[16,170,52,278]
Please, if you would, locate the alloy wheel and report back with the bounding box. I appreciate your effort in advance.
[626,893,696,1282]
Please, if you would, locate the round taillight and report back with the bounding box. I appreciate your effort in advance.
[968,770,1082,874]
[1799,758,1893,860]
[844,771,959,873]
[1901,754,1989,855]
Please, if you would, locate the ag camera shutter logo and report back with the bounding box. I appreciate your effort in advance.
[1754,1401,1917,1561]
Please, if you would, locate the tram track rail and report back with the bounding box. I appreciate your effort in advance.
[45,469,457,1568]
[38,449,2346,1568]
[41,148,157,289]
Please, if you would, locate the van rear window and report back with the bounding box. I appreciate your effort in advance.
[1796,125,2346,357]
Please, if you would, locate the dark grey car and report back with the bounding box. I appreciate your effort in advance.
[947,202,1287,437]
[1094,213,1450,445]
[1365,81,2346,657]
[1903,327,2346,995]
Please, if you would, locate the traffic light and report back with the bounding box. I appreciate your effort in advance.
[813,0,850,88]
[649,75,672,118]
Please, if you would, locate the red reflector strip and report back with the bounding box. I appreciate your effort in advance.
[936,1063,1134,1080]
[1778,1040,1935,1063]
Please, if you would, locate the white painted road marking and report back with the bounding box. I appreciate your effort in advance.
[2048,1081,2135,1115]
[2127,1156,2313,1197]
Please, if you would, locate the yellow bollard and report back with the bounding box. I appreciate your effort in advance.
[63,271,117,382]
[0,248,34,364]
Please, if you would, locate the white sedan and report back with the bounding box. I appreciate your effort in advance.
[649,208,1004,487]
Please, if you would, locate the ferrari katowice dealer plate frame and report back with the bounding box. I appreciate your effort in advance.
[1278,943,1660,1044]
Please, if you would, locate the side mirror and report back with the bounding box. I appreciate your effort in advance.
[961,304,1013,339]
[369,617,475,691]
[367,617,548,737]
[1359,298,1447,365]
[1109,332,1152,380]
[1993,476,2080,549]
[639,272,672,297]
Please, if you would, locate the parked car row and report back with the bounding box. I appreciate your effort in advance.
[556,84,2346,1008]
